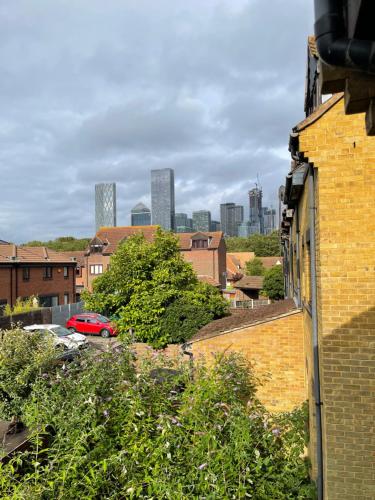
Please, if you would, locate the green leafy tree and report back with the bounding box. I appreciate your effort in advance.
[262,265,284,300]
[226,231,281,256]
[23,236,90,252]
[245,257,265,276]
[82,229,229,347]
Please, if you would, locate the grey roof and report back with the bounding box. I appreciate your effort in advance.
[131,202,151,213]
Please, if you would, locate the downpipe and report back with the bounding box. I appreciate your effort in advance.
[314,0,375,74]
[308,166,324,500]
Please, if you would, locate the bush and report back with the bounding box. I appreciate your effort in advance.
[0,328,57,419]
[0,350,314,498]
[160,297,214,344]
[262,265,284,300]
[3,296,39,317]
[245,257,265,276]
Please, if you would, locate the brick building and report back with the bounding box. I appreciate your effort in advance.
[281,38,375,500]
[0,244,76,310]
[84,226,226,291]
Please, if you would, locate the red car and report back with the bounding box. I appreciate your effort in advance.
[66,313,118,338]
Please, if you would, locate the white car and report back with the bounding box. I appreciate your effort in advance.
[23,324,88,350]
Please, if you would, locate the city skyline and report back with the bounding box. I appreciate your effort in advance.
[0,1,312,243]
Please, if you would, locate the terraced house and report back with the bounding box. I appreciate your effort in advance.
[84,226,226,291]
[0,243,77,310]
[281,37,375,499]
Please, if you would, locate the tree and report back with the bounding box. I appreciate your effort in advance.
[262,265,284,300]
[23,236,90,252]
[245,257,265,276]
[226,231,281,256]
[82,229,229,347]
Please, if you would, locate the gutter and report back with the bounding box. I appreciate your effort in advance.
[314,0,375,74]
[308,166,324,500]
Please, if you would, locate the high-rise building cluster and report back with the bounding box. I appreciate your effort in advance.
[94,172,276,237]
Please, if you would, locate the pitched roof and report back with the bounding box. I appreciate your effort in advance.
[0,240,10,245]
[197,275,221,287]
[227,252,254,271]
[259,257,283,268]
[234,276,264,290]
[131,202,150,212]
[92,226,159,255]
[60,250,86,267]
[190,299,297,342]
[294,93,344,132]
[0,245,76,264]
[178,232,223,250]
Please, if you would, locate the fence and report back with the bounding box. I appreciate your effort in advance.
[0,302,84,330]
[230,299,271,309]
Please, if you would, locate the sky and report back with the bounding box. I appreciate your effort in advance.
[0,0,314,243]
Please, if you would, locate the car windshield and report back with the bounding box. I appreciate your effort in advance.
[50,326,74,337]
[96,315,109,323]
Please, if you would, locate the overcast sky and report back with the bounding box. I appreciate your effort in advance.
[0,0,313,243]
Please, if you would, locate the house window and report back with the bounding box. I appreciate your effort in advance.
[64,293,69,305]
[76,267,82,277]
[43,266,53,280]
[192,239,208,249]
[63,266,69,278]
[23,267,30,281]
[39,295,58,307]
[90,264,103,275]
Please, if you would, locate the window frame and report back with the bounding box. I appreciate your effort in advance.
[43,266,53,280]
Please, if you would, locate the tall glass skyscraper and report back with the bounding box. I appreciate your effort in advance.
[220,203,236,236]
[131,202,151,226]
[151,168,175,231]
[95,183,116,232]
[193,210,211,232]
[248,187,263,234]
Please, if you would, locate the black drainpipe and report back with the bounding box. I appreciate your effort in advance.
[308,166,324,500]
[314,0,375,74]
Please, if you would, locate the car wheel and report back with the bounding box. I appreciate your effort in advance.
[100,329,110,338]
[68,327,76,333]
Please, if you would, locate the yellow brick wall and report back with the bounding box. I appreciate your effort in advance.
[292,98,375,499]
[191,311,306,413]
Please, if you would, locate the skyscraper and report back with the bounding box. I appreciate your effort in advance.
[151,168,175,231]
[210,220,221,231]
[263,207,276,234]
[220,203,237,236]
[175,213,192,233]
[248,187,263,234]
[95,183,116,232]
[192,210,211,232]
[131,202,151,226]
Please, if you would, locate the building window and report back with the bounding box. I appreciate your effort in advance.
[63,266,69,279]
[23,267,30,281]
[64,293,69,305]
[0,299,7,316]
[192,239,208,249]
[39,295,58,307]
[43,266,53,280]
[76,267,82,277]
[90,264,103,275]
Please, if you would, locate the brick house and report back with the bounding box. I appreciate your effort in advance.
[281,37,375,499]
[0,244,76,310]
[61,251,86,301]
[84,226,226,291]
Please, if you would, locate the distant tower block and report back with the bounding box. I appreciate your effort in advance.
[95,183,117,231]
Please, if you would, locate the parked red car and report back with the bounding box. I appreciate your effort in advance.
[66,313,118,338]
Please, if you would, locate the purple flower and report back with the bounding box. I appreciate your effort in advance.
[272,428,281,437]
[103,410,109,418]
[198,463,207,470]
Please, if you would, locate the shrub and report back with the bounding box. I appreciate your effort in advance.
[262,265,284,300]
[0,328,57,419]
[3,296,39,317]
[160,297,213,344]
[0,350,314,498]
[245,257,266,276]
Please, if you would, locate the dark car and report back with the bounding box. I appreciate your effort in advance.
[66,313,118,338]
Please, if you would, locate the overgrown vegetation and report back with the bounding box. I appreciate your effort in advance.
[262,265,284,300]
[245,257,266,276]
[0,330,314,498]
[23,236,90,252]
[3,296,40,317]
[82,229,229,347]
[226,231,281,256]
[0,328,57,419]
